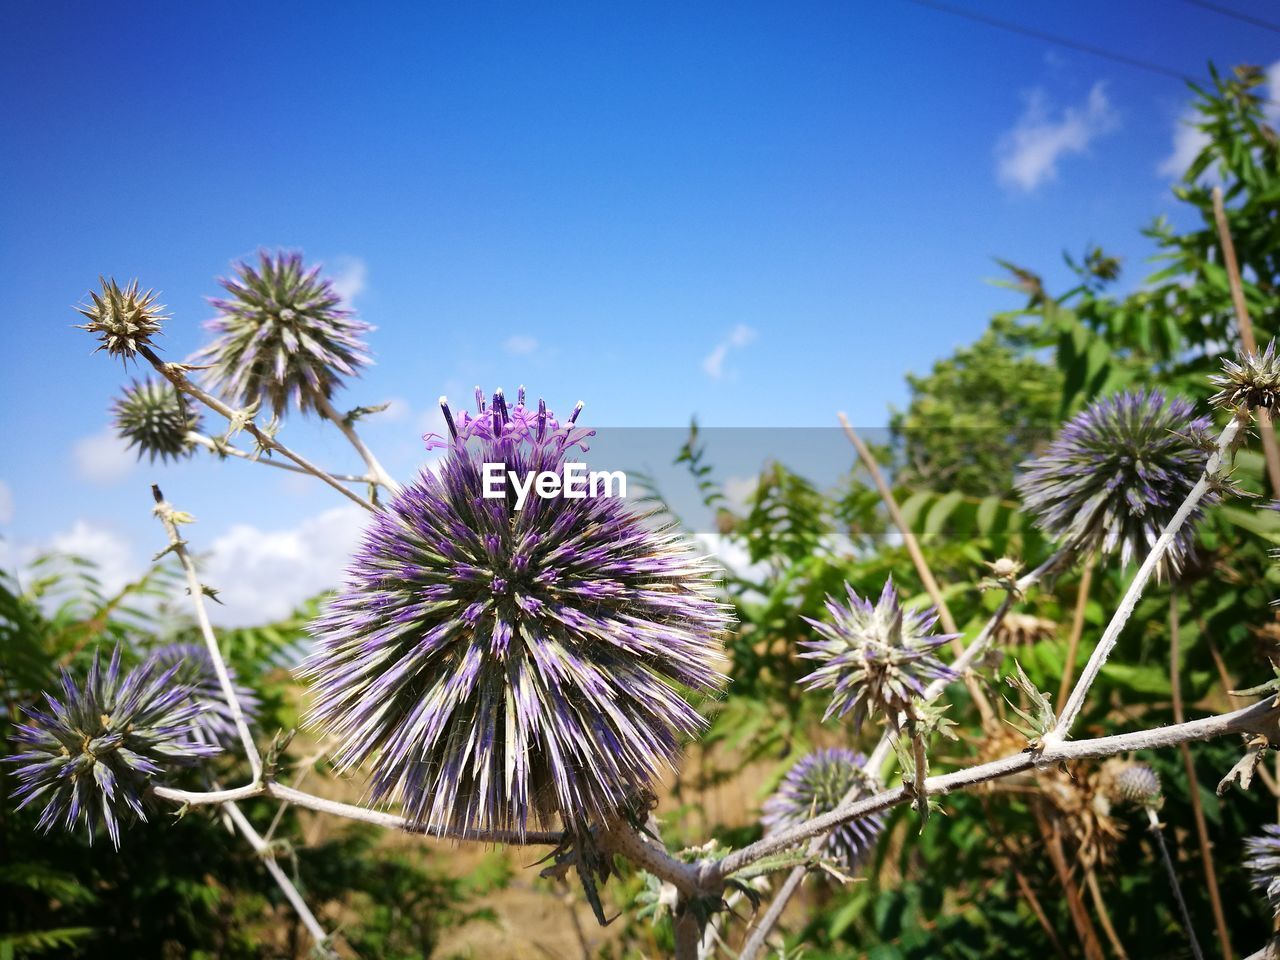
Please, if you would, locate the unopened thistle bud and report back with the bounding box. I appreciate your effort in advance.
[76,277,166,362]
[799,578,957,733]
[194,251,373,418]
[1015,390,1215,575]
[113,379,202,463]
[7,647,217,848]
[1103,761,1162,808]
[303,388,729,838]
[761,748,883,871]
[1210,341,1280,417]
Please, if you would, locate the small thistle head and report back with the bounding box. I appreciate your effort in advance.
[143,644,260,750]
[7,647,217,848]
[1246,824,1280,916]
[761,748,883,871]
[112,379,203,463]
[1210,340,1280,417]
[303,388,729,837]
[1101,761,1162,809]
[194,251,373,418]
[76,277,167,362]
[1015,389,1215,575]
[800,578,957,732]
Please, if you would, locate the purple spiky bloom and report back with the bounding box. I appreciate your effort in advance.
[113,378,202,463]
[800,578,957,732]
[1210,340,1280,416]
[1015,389,1214,575]
[1246,824,1280,915]
[302,388,729,837]
[762,748,883,871]
[194,251,373,418]
[76,277,167,362]
[143,644,260,750]
[7,647,217,848]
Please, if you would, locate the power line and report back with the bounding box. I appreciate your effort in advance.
[899,0,1194,83]
[1177,0,1280,35]
[900,0,1280,108]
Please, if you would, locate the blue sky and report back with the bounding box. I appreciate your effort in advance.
[1,1,1276,622]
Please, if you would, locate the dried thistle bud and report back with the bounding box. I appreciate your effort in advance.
[303,388,729,838]
[113,378,202,463]
[1247,824,1280,917]
[76,277,167,362]
[1102,760,1162,808]
[987,557,1022,580]
[1015,390,1215,576]
[761,748,883,871]
[195,251,373,418]
[143,644,260,750]
[799,578,957,733]
[1210,341,1280,417]
[7,647,217,848]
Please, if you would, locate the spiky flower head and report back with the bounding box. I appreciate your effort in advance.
[800,579,957,732]
[194,251,373,418]
[761,748,883,871]
[76,277,167,362]
[302,387,729,837]
[1102,761,1162,808]
[1015,389,1214,575]
[112,378,203,463]
[1210,340,1280,417]
[1246,824,1280,916]
[143,644,260,750]
[7,647,217,848]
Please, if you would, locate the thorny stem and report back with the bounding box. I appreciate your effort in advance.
[152,780,565,847]
[222,800,337,959]
[152,486,263,783]
[187,432,371,484]
[716,694,1280,880]
[1050,416,1242,742]
[736,550,1069,960]
[138,346,376,513]
[312,392,402,496]
[1147,805,1206,960]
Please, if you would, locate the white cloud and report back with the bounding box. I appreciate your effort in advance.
[73,429,134,485]
[503,335,539,356]
[702,324,758,380]
[200,505,367,625]
[1157,117,1210,179]
[721,474,759,510]
[330,256,368,304]
[0,480,12,525]
[0,520,143,597]
[996,82,1119,192]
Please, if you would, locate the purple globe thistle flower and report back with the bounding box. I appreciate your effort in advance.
[1246,824,1280,916]
[1015,389,1214,575]
[302,388,729,838]
[76,277,167,362]
[113,378,203,463]
[761,748,883,871]
[1210,340,1280,417]
[800,579,957,733]
[7,647,216,848]
[143,644,261,750]
[194,251,373,418]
